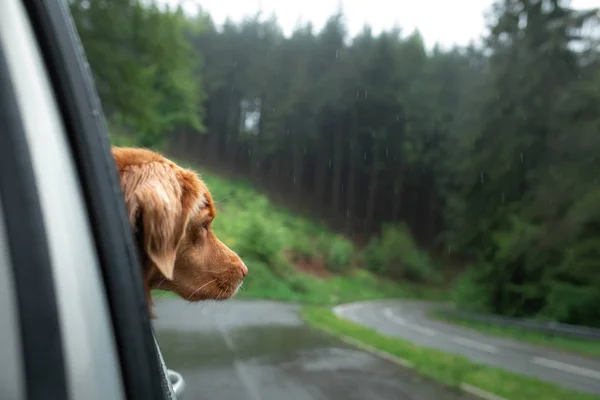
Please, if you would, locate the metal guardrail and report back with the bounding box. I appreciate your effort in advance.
[443,309,600,341]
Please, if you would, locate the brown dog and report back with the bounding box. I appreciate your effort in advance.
[112,146,247,316]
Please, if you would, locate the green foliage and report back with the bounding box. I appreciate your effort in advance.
[235,211,284,265]
[363,224,440,283]
[441,1,600,325]
[70,0,205,146]
[326,236,354,273]
[451,268,494,314]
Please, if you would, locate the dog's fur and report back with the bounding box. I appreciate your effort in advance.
[112,147,247,316]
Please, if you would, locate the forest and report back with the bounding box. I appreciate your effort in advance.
[69,0,600,326]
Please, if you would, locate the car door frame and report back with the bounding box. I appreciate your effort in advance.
[0,1,172,399]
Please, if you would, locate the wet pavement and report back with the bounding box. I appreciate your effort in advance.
[335,300,600,396]
[152,299,473,400]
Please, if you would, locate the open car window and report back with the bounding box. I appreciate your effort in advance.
[0,0,178,399]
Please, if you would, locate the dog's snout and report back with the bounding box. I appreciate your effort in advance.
[240,262,248,277]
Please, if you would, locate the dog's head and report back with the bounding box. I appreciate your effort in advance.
[112,147,247,307]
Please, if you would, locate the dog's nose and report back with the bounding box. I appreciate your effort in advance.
[240,262,248,277]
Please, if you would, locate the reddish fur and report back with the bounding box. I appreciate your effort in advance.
[112,147,247,317]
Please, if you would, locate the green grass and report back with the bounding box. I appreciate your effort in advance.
[430,310,600,359]
[301,306,600,400]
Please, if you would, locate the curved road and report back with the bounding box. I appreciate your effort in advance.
[152,299,472,400]
[334,300,600,396]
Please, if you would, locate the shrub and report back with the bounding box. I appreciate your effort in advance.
[289,235,315,258]
[235,213,283,265]
[362,223,440,283]
[326,235,355,273]
[362,237,385,274]
[451,266,493,313]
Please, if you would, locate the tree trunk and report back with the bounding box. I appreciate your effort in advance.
[391,163,405,221]
[225,97,241,166]
[292,124,304,198]
[365,141,380,233]
[208,131,220,164]
[313,137,328,206]
[250,95,265,183]
[331,118,343,215]
[427,178,438,243]
[346,115,357,235]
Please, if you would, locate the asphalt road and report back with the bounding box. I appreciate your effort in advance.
[334,300,600,396]
[152,299,473,400]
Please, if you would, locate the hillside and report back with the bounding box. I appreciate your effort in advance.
[110,142,441,305]
[179,158,449,304]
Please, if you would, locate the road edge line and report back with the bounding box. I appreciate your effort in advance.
[319,325,511,400]
[460,383,509,400]
[329,306,510,400]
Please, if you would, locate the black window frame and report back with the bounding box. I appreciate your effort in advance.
[0,44,68,400]
[18,1,168,399]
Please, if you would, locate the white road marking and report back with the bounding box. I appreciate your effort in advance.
[383,308,437,337]
[532,357,600,380]
[460,384,508,400]
[450,336,498,354]
[383,308,406,325]
[333,303,364,316]
[410,325,438,337]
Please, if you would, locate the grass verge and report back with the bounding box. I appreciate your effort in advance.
[430,310,600,359]
[301,306,600,400]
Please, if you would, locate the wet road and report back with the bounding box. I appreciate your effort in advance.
[152,299,473,400]
[334,300,600,396]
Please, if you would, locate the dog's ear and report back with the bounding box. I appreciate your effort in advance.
[120,162,199,280]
